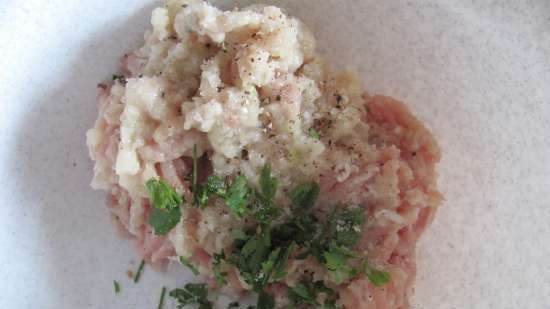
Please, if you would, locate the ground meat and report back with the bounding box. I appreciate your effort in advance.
[86,1,441,308]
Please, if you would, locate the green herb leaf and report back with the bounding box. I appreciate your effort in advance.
[213,252,228,286]
[271,242,296,281]
[290,283,311,300]
[113,280,121,294]
[148,206,182,235]
[146,179,183,235]
[260,164,277,200]
[228,228,272,291]
[179,256,199,276]
[308,127,320,139]
[272,214,317,247]
[146,179,183,210]
[288,281,336,308]
[323,251,350,283]
[169,283,213,309]
[323,244,358,284]
[133,260,145,283]
[288,282,318,306]
[332,206,365,247]
[224,175,249,218]
[197,175,227,206]
[290,182,320,211]
[323,300,337,309]
[231,229,248,241]
[250,193,279,225]
[260,248,280,276]
[313,281,337,308]
[366,269,391,287]
[112,74,126,83]
[192,144,198,196]
[257,290,275,309]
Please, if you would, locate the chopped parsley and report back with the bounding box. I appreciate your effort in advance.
[259,164,278,200]
[112,74,126,84]
[249,193,279,226]
[158,286,167,309]
[148,205,181,235]
[289,282,318,306]
[133,260,145,283]
[228,228,272,291]
[146,179,183,235]
[331,206,365,247]
[289,182,320,212]
[288,280,337,308]
[224,175,250,218]
[270,242,296,281]
[213,252,228,286]
[113,280,120,294]
[153,163,390,309]
[272,213,317,247]
[308,127,320,139]
[192,144,199,200]
[323,244,358,284]
[231,228,247,241]
[365,267,391,287]
[146,179,183,210]
[197,175,227,206]
[257,290,275,309]
[179,256,199,276]
[169,283,213,309]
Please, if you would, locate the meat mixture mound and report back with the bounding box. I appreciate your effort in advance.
[86,1,442,308]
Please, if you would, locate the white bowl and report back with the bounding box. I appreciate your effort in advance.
[1,1,549,308]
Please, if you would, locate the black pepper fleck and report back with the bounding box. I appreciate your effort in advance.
[276,95,281,101]
[241,149,249,160]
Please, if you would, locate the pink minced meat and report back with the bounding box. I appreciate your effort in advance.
[336,95,441,309]
[89,84,441,307]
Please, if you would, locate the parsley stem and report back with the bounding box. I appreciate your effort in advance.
[192,144,198,201]
[158,286,166,309]
[133,260,145,283]
[113,280,121,294]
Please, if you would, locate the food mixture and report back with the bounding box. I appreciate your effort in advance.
[86,1,442,308]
